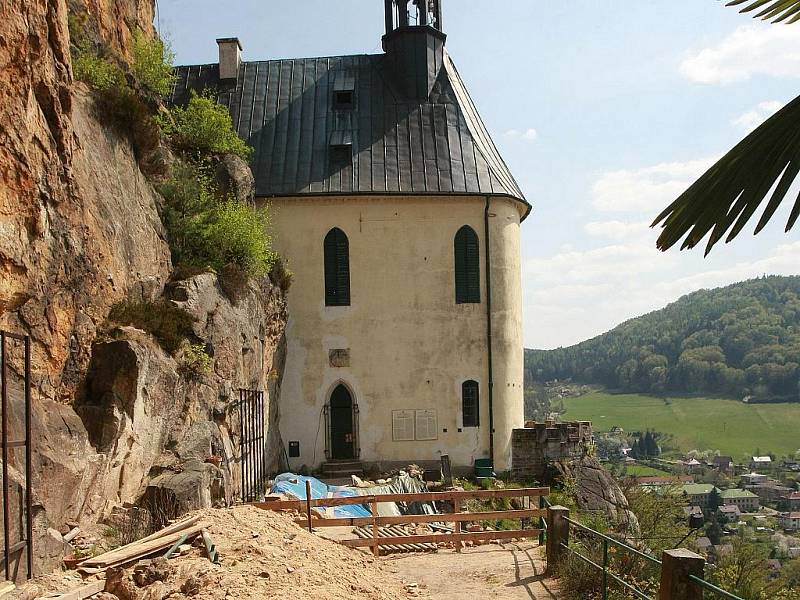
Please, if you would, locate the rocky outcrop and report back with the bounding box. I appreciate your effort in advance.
[214,154,256,205]
[0,0,288,578]
[552,456,640,534]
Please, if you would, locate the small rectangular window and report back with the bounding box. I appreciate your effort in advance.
[462,381,480,427]
[329,144,352,172]
[334,90,354,110]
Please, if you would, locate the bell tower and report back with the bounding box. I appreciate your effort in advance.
[382,0,446,100]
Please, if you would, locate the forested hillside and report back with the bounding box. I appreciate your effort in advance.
[525,276,800,401]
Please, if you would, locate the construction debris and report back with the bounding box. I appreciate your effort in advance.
[16,507,411,600]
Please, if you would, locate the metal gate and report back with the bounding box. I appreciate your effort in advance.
[238,389,267,502]
[0,331,32,580]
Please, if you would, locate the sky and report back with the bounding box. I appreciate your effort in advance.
[156,0,800,349]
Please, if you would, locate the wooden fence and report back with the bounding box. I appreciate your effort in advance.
[254,486,549,556]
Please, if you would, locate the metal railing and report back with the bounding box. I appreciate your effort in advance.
[563,516,659,600]
[239,389,268,502]
[548,501,746,600]
[0,330,33,581]
[688,575,746,600]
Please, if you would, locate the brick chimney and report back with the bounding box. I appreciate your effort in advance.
[216,37,242,81]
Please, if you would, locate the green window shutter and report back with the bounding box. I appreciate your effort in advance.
[324,228,351,306]
[454,225,480,304]
[462,380,480,427]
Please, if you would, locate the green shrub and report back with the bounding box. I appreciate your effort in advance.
[132,29,176,96]
[73,49,125,91]
[206,200,274,277]
[178,344,213,381]
[158,160,276,278]
[158,161,218,266]
[108,300,196,354]
[158,91,251,160]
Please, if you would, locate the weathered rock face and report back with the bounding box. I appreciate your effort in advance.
[214,154,256,205]
[552,456,640,535]
[1,0,167,403]
[74,274,286,519]
[0,0,288,579]
[68,0,156,60]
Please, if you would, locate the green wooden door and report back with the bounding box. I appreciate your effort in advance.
[330,384,354,459]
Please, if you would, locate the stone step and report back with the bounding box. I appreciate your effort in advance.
[320,460,364,477]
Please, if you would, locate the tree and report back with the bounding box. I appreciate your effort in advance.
[706,515,723,545]
[653,1,800,254]
[708,487,722,513]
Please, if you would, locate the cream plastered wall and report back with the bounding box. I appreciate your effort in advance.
[265,194,524,471]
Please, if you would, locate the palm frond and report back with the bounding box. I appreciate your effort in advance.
[725,0,800,23]
[652,94,800,254]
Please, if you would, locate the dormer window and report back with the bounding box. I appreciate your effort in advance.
[334,90,354,110]
[332,70,355,110]
[330,145,352,171]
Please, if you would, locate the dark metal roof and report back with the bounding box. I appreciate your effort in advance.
[169,51,529,217]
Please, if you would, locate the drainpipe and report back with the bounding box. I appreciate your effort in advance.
[484,196,494,466]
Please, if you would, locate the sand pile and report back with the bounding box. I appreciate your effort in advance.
[16,506,412,600]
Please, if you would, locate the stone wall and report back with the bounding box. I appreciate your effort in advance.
[511,420,592,480]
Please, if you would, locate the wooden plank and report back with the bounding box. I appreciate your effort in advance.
[78,524,206,567]
[340,528,542,548]
[454,499,462,553]
[253,487,549,511]
[88,514,202,562]
[370,498,379,556]
[294,508,545,527]
[48,580,104,600]
[0,582,14,599]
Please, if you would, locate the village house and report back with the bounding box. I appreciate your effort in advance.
[779,512,800,532]
[712,456,734,473]
[718,504,741,521]
[746,480,793,505]
[750,456,772,471]
[170,0,528,473]
[719,488,760,512]
[684,458,702,473]
[740,472,768,486]
[635,475,693,490]
[780,491,800,512]
[681,483,719,508]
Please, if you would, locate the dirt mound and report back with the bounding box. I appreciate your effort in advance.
[19,506,411,600]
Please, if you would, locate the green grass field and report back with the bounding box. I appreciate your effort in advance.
[562,392,800,460]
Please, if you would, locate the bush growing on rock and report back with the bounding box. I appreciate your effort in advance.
[73,50,125,91]
[158,91,252,160]
[158,161,276,278]
[178,344,213,381]
[70,20,162,158]
[132,29,176,96]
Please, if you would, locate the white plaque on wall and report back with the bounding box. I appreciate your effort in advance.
[392,410,415,441]
[414,409,438,441]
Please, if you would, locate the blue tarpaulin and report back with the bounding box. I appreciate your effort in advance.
[270,473,372,518]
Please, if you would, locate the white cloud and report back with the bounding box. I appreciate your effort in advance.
[503,128,538,141]
[523,238,800,349]
[591,158,715,213]
[732,100,784,133]
[680,25,800,84]
[584,220,651,240]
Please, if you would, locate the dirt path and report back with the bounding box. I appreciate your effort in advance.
[381,541,561,600]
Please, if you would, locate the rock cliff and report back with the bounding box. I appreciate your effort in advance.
[0,0,286,577]
[552,456,640,534]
